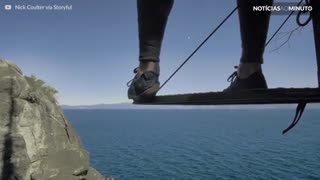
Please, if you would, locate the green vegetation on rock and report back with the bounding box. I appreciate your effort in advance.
[25,75,58,104]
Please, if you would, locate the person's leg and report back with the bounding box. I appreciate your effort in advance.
[128,0,174,101]
[138,0,174,73]
[237,0,273,79]
[225,0,272,91]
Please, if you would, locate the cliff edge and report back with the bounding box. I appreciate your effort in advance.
[0,59,105,180]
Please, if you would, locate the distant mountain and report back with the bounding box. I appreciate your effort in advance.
[61,103,320,110]
[61,103,139,110]
[61,103,203,110]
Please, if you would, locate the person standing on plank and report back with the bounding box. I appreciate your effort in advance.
[128,0,272,101]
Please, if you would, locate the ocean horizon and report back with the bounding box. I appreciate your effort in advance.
[64,109,320,180]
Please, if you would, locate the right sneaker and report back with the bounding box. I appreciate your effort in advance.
[223,70,268,92]
[127,68,160,102]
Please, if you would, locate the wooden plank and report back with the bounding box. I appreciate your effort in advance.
[134,88,320,105]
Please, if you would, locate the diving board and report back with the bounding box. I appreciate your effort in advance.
[134,88,320,105]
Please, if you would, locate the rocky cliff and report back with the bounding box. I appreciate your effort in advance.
[0,59,105,180]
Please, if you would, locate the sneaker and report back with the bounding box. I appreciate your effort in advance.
[127,68,160,101]
[224,70,268,92]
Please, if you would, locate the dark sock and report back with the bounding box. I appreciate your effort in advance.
[139,61,160,74]
[237,63,262,79]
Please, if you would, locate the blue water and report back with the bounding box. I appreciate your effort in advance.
[64,109,320,180]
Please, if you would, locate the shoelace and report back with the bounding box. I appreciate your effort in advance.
[126,68,139,87]
[227,66,238,82]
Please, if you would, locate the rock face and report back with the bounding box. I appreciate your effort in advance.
[0,59,105,180]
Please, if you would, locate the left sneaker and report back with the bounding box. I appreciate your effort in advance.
[127,68,160,101]
[224,70,268,92]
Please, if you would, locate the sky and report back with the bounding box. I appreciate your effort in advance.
[0,0,318,105]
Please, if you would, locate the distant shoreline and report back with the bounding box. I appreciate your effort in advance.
[61,103,320,110]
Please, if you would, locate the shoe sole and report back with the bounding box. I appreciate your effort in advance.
[128,83,160,102]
